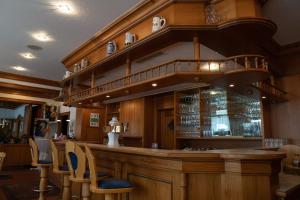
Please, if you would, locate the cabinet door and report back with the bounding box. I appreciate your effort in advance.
[120,98,144,136]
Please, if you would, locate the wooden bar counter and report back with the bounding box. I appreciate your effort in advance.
[67,143,285,200]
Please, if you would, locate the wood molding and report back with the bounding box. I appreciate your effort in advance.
[0,81,60,99]
[0,97,44,105]
[0,71,61,87]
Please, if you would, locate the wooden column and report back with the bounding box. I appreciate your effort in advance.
[126,57,131,85]
[193,36,200,71]
[91,71,96,88]
[193,36,200,60]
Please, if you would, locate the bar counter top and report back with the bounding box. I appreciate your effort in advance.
[84,143,285,160]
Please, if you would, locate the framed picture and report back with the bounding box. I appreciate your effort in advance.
[90,113,100,127]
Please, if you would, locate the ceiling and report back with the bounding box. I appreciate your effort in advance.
[0,0,299,81]
[0,0,141,81]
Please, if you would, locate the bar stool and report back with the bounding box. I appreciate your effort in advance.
[29,138,53,200]
[65,141,109,200]
[0,152,6,171]
[85,145,133,200]
[50,140,71,200]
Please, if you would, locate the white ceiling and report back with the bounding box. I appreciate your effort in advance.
[0,0,141,81]
[0,0,299,81]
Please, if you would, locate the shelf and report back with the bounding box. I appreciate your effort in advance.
[176,136,262,140]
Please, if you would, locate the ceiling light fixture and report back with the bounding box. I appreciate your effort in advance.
[152,83,158,87]
[229,84,235,88]
[11,66,27,71]
[106,95,110,98]
[262,96,267,99]
[20,52,36,59]
[53,1,76,15]
[78,102,82,105]
[31,31,53,42]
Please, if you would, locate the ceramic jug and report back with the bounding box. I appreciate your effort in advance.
[125,32,137,46]
[152,16,166,32]
[107,41,117,55]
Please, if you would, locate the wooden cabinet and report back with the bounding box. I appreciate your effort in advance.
[0,144,31,168]
[120,98,145,137]
[75,107,105,142]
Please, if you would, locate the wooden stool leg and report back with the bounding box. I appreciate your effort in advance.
[62,174,72,200]
[81,182,90,200]
[105,193,117,200]
[39,167,49,200]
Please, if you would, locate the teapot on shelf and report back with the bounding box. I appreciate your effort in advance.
[107,41,117,55]
[152,16,167,32]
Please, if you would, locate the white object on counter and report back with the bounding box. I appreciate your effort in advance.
[107,132,119,146]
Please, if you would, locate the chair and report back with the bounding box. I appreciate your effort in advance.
[0,152,6,171]
[29,138,53,200]
[85,145,133,200]
[50,140,71,200]
[65,141,109,200]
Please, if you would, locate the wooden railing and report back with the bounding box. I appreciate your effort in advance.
[70,55,268,103]
[252,82,287,101]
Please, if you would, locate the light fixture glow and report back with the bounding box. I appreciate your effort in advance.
[20,52,36,59]
[262,96,267,99]
[56,120,61,122]
[210,91,217,95]
[152,83,158,87]
[66,119,70,122]
[53,1,76,15]
[11,66,27,71]
[229,84,235,88]
[78,102,82,105]
[31,31,53,42]
[106,95,110,98]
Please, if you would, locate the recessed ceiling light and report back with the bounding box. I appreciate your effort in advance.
[11,66,27,71]
[210,91,217,95]
[229,84,235,87]
[78,102,82,105]
[53,1,77,15]
[106,95,110,98]
[31,31,53,42]
[19,52,36,59]
[152,83,158,87]
[262,96,267,99]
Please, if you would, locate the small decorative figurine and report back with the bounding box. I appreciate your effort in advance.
[107,117,121,146]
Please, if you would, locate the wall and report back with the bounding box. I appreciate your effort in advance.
[271,74,300,144]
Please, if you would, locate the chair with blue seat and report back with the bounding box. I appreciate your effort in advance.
[29,138,53,200]
[65,141,109,200]
[50,140,71,200]
[85,145,133,200]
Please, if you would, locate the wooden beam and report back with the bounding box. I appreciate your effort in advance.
[0,71,61,87]
[0,82,60,99]
[126,57,132,76]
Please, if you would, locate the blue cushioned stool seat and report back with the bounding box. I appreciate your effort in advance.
[84,171,109,178]
[38,160,53,165]
[59,165,69,171]
[98,178,133,189]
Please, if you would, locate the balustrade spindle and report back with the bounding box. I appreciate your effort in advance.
[255,57,258,68]
[234,58,237,69]
[245,57,249,69]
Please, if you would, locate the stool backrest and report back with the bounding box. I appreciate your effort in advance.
[0,152,6,171]
[65,141,86,180]
[50,140,60,172]
[29,138,39,166]
[85,145,97,188]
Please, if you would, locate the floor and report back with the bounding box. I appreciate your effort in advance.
[0,168,60,200]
